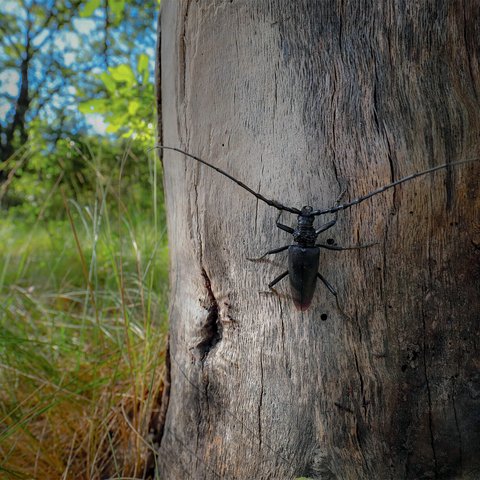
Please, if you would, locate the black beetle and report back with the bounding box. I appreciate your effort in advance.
[155,145,479,310]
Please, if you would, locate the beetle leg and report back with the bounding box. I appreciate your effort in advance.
[247,244,290,261]
[336,186,347,204]
[268,270,289,288]
[316,242,377,251]
[317,272,337,297]
[315,218,337,235]
[317,272,349,317]
[315,187,347,232]
[276,211,294,234]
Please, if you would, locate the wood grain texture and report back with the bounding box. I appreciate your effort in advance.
[157,1,480,478]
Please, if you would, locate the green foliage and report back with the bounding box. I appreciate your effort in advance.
[81,0,127,24]
[0,147,168,478]
[4,132,159,223]
[79,56,155,147]
[80,0,102,17]
[0,0,158,214]
[0,2,166,477]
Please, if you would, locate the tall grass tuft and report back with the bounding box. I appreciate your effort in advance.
[0,144,168,479]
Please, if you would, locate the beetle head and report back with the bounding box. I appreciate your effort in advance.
[299,206,314,225]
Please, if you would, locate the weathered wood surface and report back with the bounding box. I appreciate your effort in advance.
[157,1,480,478]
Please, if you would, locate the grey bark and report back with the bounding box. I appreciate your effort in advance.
[157,1,480,479]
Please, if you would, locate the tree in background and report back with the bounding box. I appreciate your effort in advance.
[0,0,81,171]
[0,0,157,213]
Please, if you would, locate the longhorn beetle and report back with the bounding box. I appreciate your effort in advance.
[155,145,479,310]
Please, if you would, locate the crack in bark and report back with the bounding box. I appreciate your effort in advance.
[196,268,222,361]
[193,179,202,256]
[423,190,438,478]
[354,350,368,418]
[179,1,190,105]
[384,131,396,208]
[354,307,363,344]
[254,158,262,236]
[280,303,285,355]
[373,68,380,133]
[338,0,344,54]
[258,340,264,450]
[355,419,369,471]
[452,376,463,475]
[353,349,370,473]
[422,312,438,478]
[462,0,479,101]
[175,2,191,144]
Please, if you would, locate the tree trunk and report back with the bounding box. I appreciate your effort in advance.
[158,2,480,479]
[0,57,30,183]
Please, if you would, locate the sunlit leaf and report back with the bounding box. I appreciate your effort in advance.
[121,129,135,138]
[80,0,101,18]
[110,0,126,20]
[108,64,135,86]
[78,99,107,114]
[128,100,140,115]
[137,53,151,84]
[137,54,149,74]
[106,123,122,133]
[100,72,116,94]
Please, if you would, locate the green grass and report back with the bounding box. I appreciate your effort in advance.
[0,153,169,479]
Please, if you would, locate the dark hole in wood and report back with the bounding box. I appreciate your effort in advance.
[196,269,222,361]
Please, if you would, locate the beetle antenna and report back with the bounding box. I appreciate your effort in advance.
[311,157,480,216]
[152,145,301,214]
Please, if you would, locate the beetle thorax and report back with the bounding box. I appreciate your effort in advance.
[293,206,317,246]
